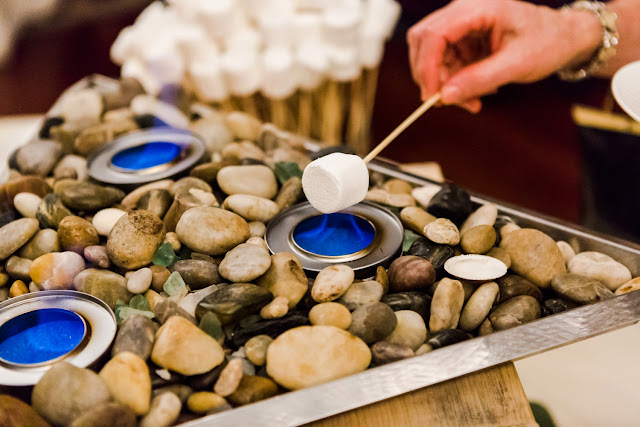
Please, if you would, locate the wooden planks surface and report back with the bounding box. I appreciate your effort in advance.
[309,362,537,427]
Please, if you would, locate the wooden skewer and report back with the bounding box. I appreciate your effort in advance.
[362,93,441,164]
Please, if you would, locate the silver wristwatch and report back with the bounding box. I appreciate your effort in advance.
[557,0,619,82]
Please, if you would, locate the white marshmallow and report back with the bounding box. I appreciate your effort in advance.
[225,27,262,52]
[361,0,401,40]
[143,44,185,87]
[292,11,324,46]
[359,32,385,68]
[295,41,328,90]
[222,49,262,96]
[323,0,362,48]
[258,1,294,48]
[121,59,162,96]
[327,47,361,81]
[188,58,229,102]
[168,0,201,22]
[175,26,219,65]
[110,26,139,65]
[198,0,237,41]
[130,94,190,129]
[261,47,297,99]
[294,0,326,12]
[302,153,369,214]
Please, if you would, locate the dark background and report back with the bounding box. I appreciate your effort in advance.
[0,0,612,225]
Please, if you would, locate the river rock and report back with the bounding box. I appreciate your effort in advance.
[266,325,371,390]
[107,210,166,269]
[227,376,279,406]
[222,141,266,163]
[460,225,496,254]
[73,268,133,309]
[16,139,63,176]
[136,189,173,219]
[248,221,266,238]
[366,188,415,208]
[214,358,244,397]
[615,277,640,296]
[53,154,88,181]
[9,280,28,297]
[14,192,42,218]
[0,395,50,427]
[311,264,355,303]
[0,218,39,260]
[172,176,213,197]
[371,341,414,365]
[383,310,427,351]
[424,218,460,245]
[256,252,308,308]
[231,313,310,348]
[187,392,228,414]
[407,237,455,274]
[427,329,473,349]
[429,278,465,333]
[92,208,127,236]
[30,251,85,290]
[152,297,197,325]
[121,180,174,208]
[388,255,436,293]
[169,259,223,290]
[426,184,473,226]
[347,302,397,344]
[541,298,578,316]
[99,352,151,415]
[459,282,499,331]
[381,292,431,320]
[309,302,352,329]
[479,318,494,336]
[460,203,498,235]
[260,296,289,319]
[568,251,632,291]
[59,181,125,211]
[69,402,137,427]
[496,274,543,303]
[152,316,225,375]
[245,335,274,366]
[150,265,171,292]
[557,241,576,264]
[376,266,390,295]
[400,206,436,235]
[499,228,566,288]
[217,165,278,199]
[223,194,280,223]
[57,216,99,254]
[6,256,32,281]
[550,273,615,304]
[84,245,110,268]
[411,185,441,207]
[139,393,182,427]
[338,280,384,311]
[218,243,271,283]
[383,179,413,194]
[19,229,59,260]
[275,177,303,210]
[112,314,157,360]
[485,247,512,269]
[489,295,541,331]
[196,283,273,324]
[225,111,262,140]
[176,207,249,255]
[32,362,111,426]
[127,267,152,294]
[36,193,72,230]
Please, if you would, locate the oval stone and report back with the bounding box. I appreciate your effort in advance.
[496,274,543,303]
[388,255,436,293]
[217,165,278,199]
[92,208,127,237]
[460,203,498,235]
[426,184,473,226]
[550,273,615,304]
[0,218,40,260]
[73,268,133,310]
[196,283,274,324]
[245,335,274,366]
[568,251,632,291]
[223,194,280,223]
[311,264,355,303]
[59,181,125,211]
[383,310,427,351]
[19,228,60,260]
[30,251,86,290]
[136,189,173,219]
[169,259,224,290]
[499,228,566,288]
[176,207,250,256]
[309,302,352,329]
[424,218,460,246]
[348,302,397,344]
[112,314,157,360]
[429,277,465,333]
[458,281,499,332]
[14,192,42,218]
[139,393,181,427]
[489,295,541,331]
[218,243,272,283]
[107,210,166,269]
[338,280,384,311]
[381,292,431,320]
[557,241,576,265]
[266,326,371,390]
[400,206,436,234]
[57,216,100,254]
[460,225,496,255]
[99,352,151,415]
[256,252,308,308]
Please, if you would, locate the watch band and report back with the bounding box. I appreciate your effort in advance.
[557,0,619,82]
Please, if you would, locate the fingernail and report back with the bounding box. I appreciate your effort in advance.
[442,85,461,104]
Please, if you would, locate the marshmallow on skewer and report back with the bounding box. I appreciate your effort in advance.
[221,49,262,97]
[302,153,369,214]
[261,46,298,99]
[188,57,229,103]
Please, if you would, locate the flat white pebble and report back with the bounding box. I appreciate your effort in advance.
[14,193,42,218]
[127,267,153,294]
[93,208,127,237]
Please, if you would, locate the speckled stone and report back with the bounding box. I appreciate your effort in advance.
[311,265,355,303]
[176,207,250,256]
[424,218,460,245]
[107,210,166,269]
[36,193,72,230]
[218,243,272,283]
[73,268,133,310]
[57,216,99,254]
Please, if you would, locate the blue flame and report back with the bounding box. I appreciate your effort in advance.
[111,142,181,171]
[293,213,375,256]
[0,308,85,365]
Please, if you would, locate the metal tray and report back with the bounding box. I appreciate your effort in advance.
[183,159,640,427]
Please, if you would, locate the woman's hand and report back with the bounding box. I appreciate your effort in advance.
[407,0,603,112]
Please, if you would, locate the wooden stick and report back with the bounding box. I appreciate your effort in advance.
[362,93,441,164]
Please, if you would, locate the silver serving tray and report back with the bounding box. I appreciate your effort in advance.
[181,159,640,427]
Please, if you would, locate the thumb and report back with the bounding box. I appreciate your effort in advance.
[441,49,523,104]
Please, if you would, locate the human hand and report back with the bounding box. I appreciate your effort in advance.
[407,0,602,112]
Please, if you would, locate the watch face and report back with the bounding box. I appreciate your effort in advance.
[612,60,640,123]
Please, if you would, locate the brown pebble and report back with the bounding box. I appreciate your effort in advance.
[227,376,279,406]
[150,265,172,293]
[9,280,28,297]
[214,358,244,397]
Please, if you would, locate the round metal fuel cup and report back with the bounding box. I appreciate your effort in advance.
[265,201,403,278]
[0,290,117,387]
[87,128,206,185]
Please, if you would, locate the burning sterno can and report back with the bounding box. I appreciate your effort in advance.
[87,128,206,185]
[265,201,403,278]
[0,290,116,387]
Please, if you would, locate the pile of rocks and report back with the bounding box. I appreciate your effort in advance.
[0,77,638,426]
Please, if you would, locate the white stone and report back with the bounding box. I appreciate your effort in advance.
[557,241,576,265]
[568,251,632,291]
[302,153,369,214]
[127,267,153,294]
[13,192,42,218]
[460,203,498,235]
[311,264,355,303]
[93,208,127,237]
[383,310,427,351]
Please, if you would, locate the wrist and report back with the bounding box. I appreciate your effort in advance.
[564,8,603,68]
